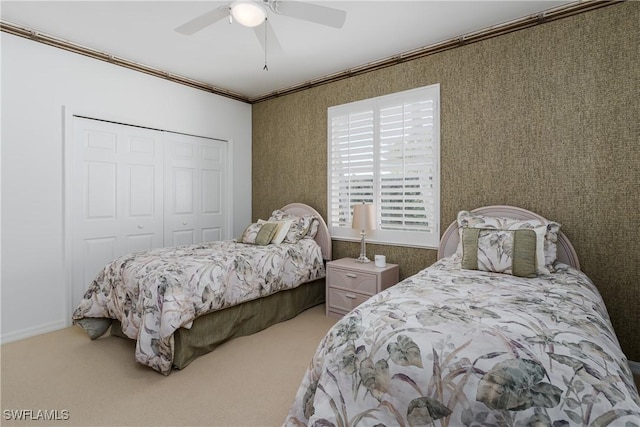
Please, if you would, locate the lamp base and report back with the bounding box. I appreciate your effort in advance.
[356,231,370,263]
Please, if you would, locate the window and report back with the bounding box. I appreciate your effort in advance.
[327,84,440,248]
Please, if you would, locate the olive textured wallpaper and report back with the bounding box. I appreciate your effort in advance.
[252,3,640,361]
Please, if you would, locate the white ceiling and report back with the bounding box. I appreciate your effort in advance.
[2,1,572,101]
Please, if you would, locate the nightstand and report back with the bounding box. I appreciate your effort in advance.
[326,257,399,318]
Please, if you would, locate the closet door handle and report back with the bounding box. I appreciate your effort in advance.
[182,221,188,226]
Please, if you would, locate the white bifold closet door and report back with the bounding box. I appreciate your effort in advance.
[70,117,229,310]
[163,132,227,246]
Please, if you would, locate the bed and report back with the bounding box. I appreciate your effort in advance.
[285,206,640,426]
[73,203,331,375]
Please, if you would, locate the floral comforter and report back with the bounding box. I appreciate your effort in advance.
[285,256,640,426]
[73,239,325,374]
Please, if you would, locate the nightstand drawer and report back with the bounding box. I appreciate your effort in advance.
[325,258,399,319]
[329,268,377,295]
[328,287,371,314]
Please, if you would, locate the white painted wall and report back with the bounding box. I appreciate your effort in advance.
[0,33,252,343]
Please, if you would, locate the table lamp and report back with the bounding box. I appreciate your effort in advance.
[352,202,376,263]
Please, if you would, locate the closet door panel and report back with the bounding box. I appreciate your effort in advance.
[121,129,164,251]
[72,118,163,309]
[83,237,117,285]
[164,136,199,247]
[169,230,197,247]
[128,165,155,216]
[86,161,117,220]
[73,121,123,307]
[200,141,228,243]
[173,167,196,214]
[125,233,157,254]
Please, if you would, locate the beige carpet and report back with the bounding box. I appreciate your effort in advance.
[1,305,337,427]
[3,305,639,427]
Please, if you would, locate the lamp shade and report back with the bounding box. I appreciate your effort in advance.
[352,203,376,232]
[230,0,267,27]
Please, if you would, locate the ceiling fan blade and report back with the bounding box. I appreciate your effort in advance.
[174,6,229,35]
[272,1,346,29]
[253,19,282,54]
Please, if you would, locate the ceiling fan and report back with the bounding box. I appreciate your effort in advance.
[175,0,347,45]
[175,1,346,70]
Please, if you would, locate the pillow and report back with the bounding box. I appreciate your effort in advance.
[304,218,319,239]
[272,220,293,244]
[544,222,561,272]
[75,318,113,340]
[268,209,314,243]
[257,219,292,244]
[461,228,537,278]
[240,222,279,246]
[457,211,560,274]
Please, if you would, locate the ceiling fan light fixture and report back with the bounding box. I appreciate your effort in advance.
[230,0,267,27]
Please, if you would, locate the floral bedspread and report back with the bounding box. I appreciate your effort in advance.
[285,256,640,426]
[73,239,325,374]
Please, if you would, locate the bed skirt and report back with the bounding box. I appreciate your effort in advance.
[110,278,326,370]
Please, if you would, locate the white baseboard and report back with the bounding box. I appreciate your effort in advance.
[629,360,640,376]
[0,320,68,345]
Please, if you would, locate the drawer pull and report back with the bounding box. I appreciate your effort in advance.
[345,293,357,299]
[346,273,357,278]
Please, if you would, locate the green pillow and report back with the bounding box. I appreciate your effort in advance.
[461,227,537,278]
[255,222,279,246]
[75,318,113,340]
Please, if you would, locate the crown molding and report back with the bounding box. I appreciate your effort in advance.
[1,1,620,105]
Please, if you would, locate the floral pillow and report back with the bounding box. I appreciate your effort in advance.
[543,222,560,270]
[461,227,537,278]
[268,209,314,243]
[304,218,319,239]
[457,211,561,274]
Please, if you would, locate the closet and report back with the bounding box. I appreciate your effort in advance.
[69,116,230,309]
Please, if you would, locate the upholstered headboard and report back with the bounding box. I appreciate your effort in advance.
[437,205,580,270]
[281,203,331,261]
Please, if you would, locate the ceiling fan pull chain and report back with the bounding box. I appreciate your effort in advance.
[263,17,269,71]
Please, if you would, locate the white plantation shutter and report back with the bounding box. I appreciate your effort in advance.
[328,108,375,228]
[328,84,440,248]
